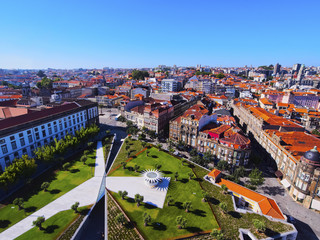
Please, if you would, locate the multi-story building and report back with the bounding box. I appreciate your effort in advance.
[170,104,251,166]
[0,100,99,171]
[232,101,320,210]
[160,79,182,92]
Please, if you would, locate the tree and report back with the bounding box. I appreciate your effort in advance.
[38,77,53,89]
[62,162,71,171]
[132,70,149,80]
[118,190,128,200]
[233,166,246,179]
[143,212,151,226]
[182,159,187,166]
[155,164,162,170]
[183,201,192,212]
[202,191,210,202]
[174,172,179,181]
[219,202,228,214]
[33,216,45,230]
[188,172,194,180]
[156,143,162,151]
[138,133,146,141]
[71,202,80,213]
[221,184,228,194]
[167,195,174,206]
[13,198,24,210]
[211,229,224,240]
[217,160,228,171]
[169,148,175,154]
[190,148,197,156]
[84,150,90,156]
[203,152,214,164]
[249,168,264,186]
[215,73,225,79]
[37,70,46,78]
[135,194,144,207]
[105,130,111,135]
[253,219,266,233]
[87,142,94,148]
[80,155,87,165]
[115,213,126,225]
[141,142,147,148]
[41,182,50,192]
[176,215,187,229]
[121,161,127,169]
[146,150,150,157]
[134,164,140,172]
[148,130,156,140]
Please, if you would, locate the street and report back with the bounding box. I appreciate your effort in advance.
[255,174,320,240]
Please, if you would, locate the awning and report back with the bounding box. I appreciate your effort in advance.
[280,179,291,188]
[275,170,283,179]
[293,188,298,196]
[298,192,306,200]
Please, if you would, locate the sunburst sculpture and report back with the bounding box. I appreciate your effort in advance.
[141,169,163,188]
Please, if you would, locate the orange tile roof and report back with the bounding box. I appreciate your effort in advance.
[208,169,221,178]
[218,179,285,220]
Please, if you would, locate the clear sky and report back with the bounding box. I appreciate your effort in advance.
[0,0,319,69]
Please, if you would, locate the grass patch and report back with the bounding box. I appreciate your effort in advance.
[193,166,293,240]
[108,138,144,174]
[109,146,219,240]
[16,206,90,240]
[0,149,97,233]
[107,193,141,240]
[103,136,114,163]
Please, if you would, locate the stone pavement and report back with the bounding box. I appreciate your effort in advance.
[0,141,105,240]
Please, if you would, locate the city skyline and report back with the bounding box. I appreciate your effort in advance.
[1,0,319,69]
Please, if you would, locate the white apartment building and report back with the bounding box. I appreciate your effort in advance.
[0,100,99,171]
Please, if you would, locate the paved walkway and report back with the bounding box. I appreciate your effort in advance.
[0,141,105,240]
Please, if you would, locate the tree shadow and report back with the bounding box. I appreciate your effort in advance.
[144,203,157,209]
[70,169,80,173]
[188,164,195,168]
[259,185,285,197]
[79,208,90,215]
[209,197,220,205]
[24,206,37,213]
[192,209,206,217]
[87,163,96,167]
[264,228,280,237]
[194,177,203,182]
[50,189,61,194]
[162,170,172,175]
[0,220,11,228]
[175,201,183,209]
[180,178,189,183]
[186,226,202,233]
[151,155,158,158]
[44,224,59,233]
[127,166,134,171]
[228,211,242,219]
[124,221,135,229]
[126,198,135,204]
[152,222,167,231]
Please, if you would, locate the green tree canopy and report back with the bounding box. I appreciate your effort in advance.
[131,70,149,80]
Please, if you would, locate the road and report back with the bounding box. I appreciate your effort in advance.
[77,107,127,240]
[255,175,320,240]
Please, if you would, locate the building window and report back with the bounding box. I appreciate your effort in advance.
[35,133,40,140]
[20,138,25,146]
[1,145,8,154]
[11,141,17,150]
[48,127,52,135]
[10,136,15,141]
[54,125,58,132]
[19,133,23,138]
[28,135,33,143]
[42,130,46,137]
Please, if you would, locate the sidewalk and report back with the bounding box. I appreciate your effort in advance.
[0,141,105,240]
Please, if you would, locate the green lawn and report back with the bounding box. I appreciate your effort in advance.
[16,206,90,240]
[109,147,219,240]
[0,149,97,233]
[193,166,293,240]
[108,137,144,174]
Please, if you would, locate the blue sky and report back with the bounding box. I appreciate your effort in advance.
[0,0,319,69]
